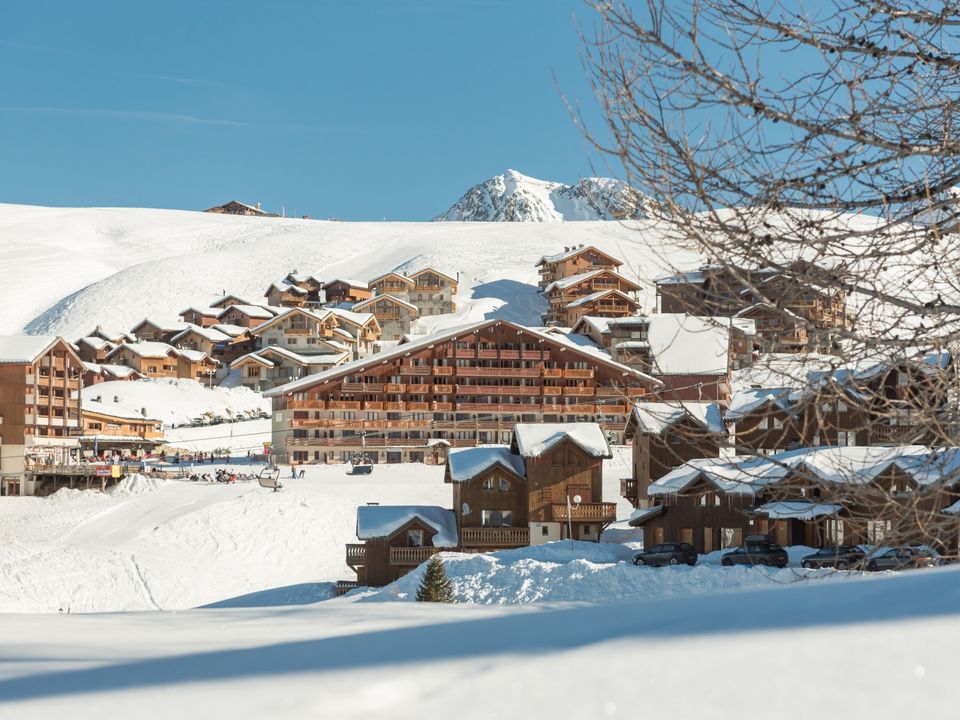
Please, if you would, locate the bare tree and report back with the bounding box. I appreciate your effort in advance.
[582,0,960,556]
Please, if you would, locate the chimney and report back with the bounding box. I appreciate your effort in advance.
[95,395,102,402]
[256,202,261,210]
[141,407,147,417]
[113,395,119,403]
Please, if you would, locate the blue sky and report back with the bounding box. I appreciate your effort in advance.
[0,0,616,220]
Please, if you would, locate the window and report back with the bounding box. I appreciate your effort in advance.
[551,449,581,467]
[407,529,424,547]
[482,477,495,491]
[481,510,513,527]
[499,477,511,492]
[542,525,549,536]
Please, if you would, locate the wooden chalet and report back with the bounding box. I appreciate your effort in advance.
[176,349,220,382]
[327,308,381,357]
[203,200,277,217]
[129,319,190,344]
[230,345,348,392]
[369,272,415,302]
[622,402,726,508]
[87,326,136,345]
[325,279,372,305]
[542,269,641,326]
[179,307,220,327]
[630,446,960,555]
[170,324,232,356]
[105,342,181,380]
[81,362,145,386]
[75,336,117,364]
[560,290,641,328]
[263,319,660,466]
[536,245,624,292]
[264,281,309,308]
[735,303,807,353]
[408,268,458,316]
[216,304,276,329]
[284,271,324,301]
[344,505,458,588]
[353,295,419,342]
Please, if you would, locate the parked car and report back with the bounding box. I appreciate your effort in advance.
[800,545,866,570]
[633,543,698,567]
[865,547,943,572]
[721,536,788,568]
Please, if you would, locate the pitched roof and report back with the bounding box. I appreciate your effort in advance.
[327,307,377,328]
[356,505,458,547]
[218,304,276,320]
[170,324,232,344]
[369,271,414,286]
[408,267,458,284]
[354,294,420,313]
[749,500,844,520]
[266,281,308,296]
[211,324,248,338]
[644,313,731,376]
[130,319,189,334]
[626,402,726,438]
[106,341,179,360]
[536,245,623,267]
[78,336,117,352]
[511,423,612,459]
[209,295,253,309]
[446,445,526,482]
[0,335,63,364]
[566,289,640,309]
[82,398,162,422]
[262,319,662,398]
[248,306,335,335]
[545,269,640,294]
[327,278,370,289]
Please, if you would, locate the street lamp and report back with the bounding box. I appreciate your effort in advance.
[566,493,582,550]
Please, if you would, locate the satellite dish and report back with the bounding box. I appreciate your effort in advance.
[462,502,471,516]
[573,495,582,505]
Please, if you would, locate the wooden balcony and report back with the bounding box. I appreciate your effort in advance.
[346,543,367,566]
[433,384,454,394]
[385,383,406,393]
[563,387,595,396]
[543,386,562,396]
[455,385,540,396]
[363,401,384,410]
[399,366,432,376]
[620,478,638,503]
[551,502,617,521]
[432,402,453,411]
[408,402,429,411]
[499,350,520,360]
[433,366,455,376]
[455,349,476,359]
[456,367,540,378]
[870,424,921,444]
[460,527,530,547]
[407,384,430,393]
[384,402,404,410]
[564,369,594,379]
[542,368,563,378]
[328,401,361,410]
[521,351,544,360]
[341,382,364,392]
[476,349,498,359]
[389,546,441,565]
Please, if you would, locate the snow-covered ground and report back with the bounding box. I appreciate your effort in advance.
[1,565,957,719]
[0,202,701,339]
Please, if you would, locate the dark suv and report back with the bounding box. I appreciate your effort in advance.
[633,543,698,567]
[721,536,788,568]
[865,547,943,571]
[801,545,866,570]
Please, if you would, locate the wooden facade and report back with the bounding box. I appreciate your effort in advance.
[408,269,457,316]
[265,319,659,466]
[543,270,641,326]
[0,337,84,496]
[369,272,414,302]
[203,200,276,217]
[536,245,623,291]
[178,308,220,327]
[216,304,276,329]
[79,403,164,459]
[353,295,419,341]
[325,280,372,305]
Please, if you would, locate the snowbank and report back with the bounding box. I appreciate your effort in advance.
[105,474,167,498]
[358,541,842,604]
[80,378,268,427]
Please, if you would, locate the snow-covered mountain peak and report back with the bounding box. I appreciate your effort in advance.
[436,170,651,222]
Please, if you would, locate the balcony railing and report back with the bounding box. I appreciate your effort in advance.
[433,366,455,376]
[460,527,530,547]
[345,543,367,566]
[542,368,563,378]
[564,369,595,379]
[389,546,441,565]
[551,502,617,521]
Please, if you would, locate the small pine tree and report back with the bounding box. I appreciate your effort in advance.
[416,555,455,603]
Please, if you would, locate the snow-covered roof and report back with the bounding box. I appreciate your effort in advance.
[511,423,611,459]
[327,278,370,289]
[131,319,189,333]
[106,341,179,360]
[218,304,276,320]
[627,504,664,526]
[248,306,334,335]
[211,323,248,338]
[627,402,726,437]
[82,398,162,422]
[210,295,253,308]
[263,319,661,397]
[285,272,323,285]
[725,388,796,420]
[408,267,458,284]
[257,346,348,366]
[614,340,650,350]
[179,306,220,317]
[645,313,731,376]
[734,302,803,323]
[369,271,414,286]
[446,445,526,482]
[354,294,420,313]
[648,455,789,497]
[0,335,62,364]
[546,269,639,294]
[267,281,308,296]
[750,501,844,520]
[943,498,960,515]
[653,269,708,285]
[177,349,217,364]
[536,244,622,267]
[566,289,639,309]
[327,307,376,327]
[101,364,142,379]
[170,324,231,344]
[356,505,458,547]
[78,336,116,351]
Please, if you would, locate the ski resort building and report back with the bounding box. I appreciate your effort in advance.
[352,295,419,341]
[542,269,642,326]
[264,319,660,466]
[324,279,372,305]
[536,245,624,291]
[368,272,415,302]
[215,304,276,329]
[203,200,277,217]
[78,399,164,459]
[129,319,189,344]
[75,336,118,364]
[407,268,458,316]
[0,336,84,496]
[178,307,220,328]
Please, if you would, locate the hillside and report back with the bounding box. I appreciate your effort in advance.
[0,202,696,340]
[435,169,651,221]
